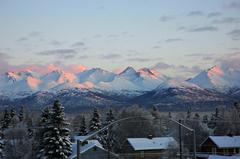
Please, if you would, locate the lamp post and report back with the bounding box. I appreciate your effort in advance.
[169,118,196,159]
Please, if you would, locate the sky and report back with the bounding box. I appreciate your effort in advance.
[0,0,240,77]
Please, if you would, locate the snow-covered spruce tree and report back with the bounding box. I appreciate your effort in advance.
[0,128,4,158]
[105,109,115,125]
[100,109,115,149]
[89,108,101,132]
[42,100,72,159]
[2,109,11,130]
[79,116,87,136]
[35,107,51,158]
[10,108,16,118]
[18,106,24,122]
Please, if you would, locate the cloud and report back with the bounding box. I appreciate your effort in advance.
[107,34,119,38]
[159,16,174,22]
[28,31,41,37]
[92,34,102,38]
[207,12,222,18]
[227,29,240,40]
[229,47,240,51]
[188,11,204,16]
[165,38,183,42]
[64,55,76,59]
[185,53,216,62]
[215,52,240,71]
[177,26,187,31]
[225,1,240,10]
[185,53,214,57]
[127,57,162,62]
[152,62,202,78]
[152,45,160,49]
[189,26,218,32]
[212,17,240,24]
[99,54,122,59]
[37,49,78,59]
[50,40,61,46]
[71,42,85,47]
[0,53,16,73]
[16,37,28,42]
[152,62,172,69]
[78,55,89,59]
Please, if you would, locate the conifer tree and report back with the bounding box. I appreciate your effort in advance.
[41,100,72,159]
[202,115,208,124]
[186,107,191,119]
[18,106,24,122]
[168,112,172,118]
[79,116,87,136]
[36,107,51,158]
[215,107,219,118]
[10,108,16,118]
[101,109,115,149]
[0,129,4,157]
[2,109,11,130]
[89,108,101,132]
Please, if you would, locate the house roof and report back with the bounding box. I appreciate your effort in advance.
[73,135,90,142]
[209,136,240,148]
[208,155,240,159]
[127,137,177,151]
[69,136,103,159]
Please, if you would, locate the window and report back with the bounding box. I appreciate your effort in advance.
[140,151,144,158]
[212,147,217,154]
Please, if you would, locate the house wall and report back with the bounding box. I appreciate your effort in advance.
[121,141,167,159]
[201,138,240,156]
[80,147,119,159]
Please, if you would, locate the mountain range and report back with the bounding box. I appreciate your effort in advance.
[0,64,239,111]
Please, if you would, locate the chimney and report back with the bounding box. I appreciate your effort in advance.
[147,134,153,139]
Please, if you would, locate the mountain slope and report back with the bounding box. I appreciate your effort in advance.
[189,66,240,91]
[133,79,232,110]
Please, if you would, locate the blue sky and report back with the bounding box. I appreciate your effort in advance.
[0,0,239,76]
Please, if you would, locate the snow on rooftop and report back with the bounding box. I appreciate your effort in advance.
[69,136,103,159]
[73,135,90,142]
[208,155,240,159]
[209,136,240,148]
[127,137,177,151]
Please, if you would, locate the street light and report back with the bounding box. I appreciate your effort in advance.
[169,118,197,159]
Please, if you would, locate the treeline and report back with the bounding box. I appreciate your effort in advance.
[0,101,239,158]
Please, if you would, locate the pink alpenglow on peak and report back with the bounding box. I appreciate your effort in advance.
[138,68,158,79]
[207,66,224,77]
[26,76,41,90]
[66,64,87,73]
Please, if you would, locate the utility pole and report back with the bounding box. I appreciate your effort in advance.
[179,119,182,159]
[193,130,196,159]
[77,140,81,159]
[169,118,196,159]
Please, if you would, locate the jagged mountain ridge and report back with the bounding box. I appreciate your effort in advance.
[0,64,240,111]
[0,66,167,97]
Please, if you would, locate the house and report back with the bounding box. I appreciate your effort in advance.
[208,155,240,159]
[199,136,240,158]
[122,136,178,159]
[69,136,119,159]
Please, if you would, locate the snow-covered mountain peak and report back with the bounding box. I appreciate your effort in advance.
[189,65,240,91]
[207,65,224,77]
[156,79,201,90]
[138,68,158,79]
[120,66,137,75]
